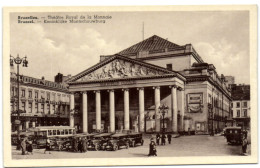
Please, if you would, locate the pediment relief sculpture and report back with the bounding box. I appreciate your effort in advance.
[77,59,165,81]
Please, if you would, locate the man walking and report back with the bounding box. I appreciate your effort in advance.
[21,138,27,155]
[161,133,166,145]
[167,133,172,144]
[156,133,160,145]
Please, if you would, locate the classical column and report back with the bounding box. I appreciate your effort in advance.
[69,93,75,127]
[82,92,88,133]
[138,88,145,132]
[95,91,101,130]
[108,90,115,132]
[123,89,130,130]
[153,86,161,132]
[170,85,178,133]
[179,87,185,131]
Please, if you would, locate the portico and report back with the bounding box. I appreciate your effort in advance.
[67,55,185,133]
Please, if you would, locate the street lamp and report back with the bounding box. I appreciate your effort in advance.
[159,104,169,133]
[10,54,28,140]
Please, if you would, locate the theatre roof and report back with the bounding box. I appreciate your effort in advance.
[117,35,180,55]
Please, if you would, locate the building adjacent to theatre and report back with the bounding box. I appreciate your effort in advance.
[10,71,71,132]
[67,35,232,135]
[230,84,250,130]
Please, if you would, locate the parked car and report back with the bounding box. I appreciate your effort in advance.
[225,127,243,144]
[127,133,144,147]
[105,133,130,151]
[88,133,114,151]
[11,131,35,146]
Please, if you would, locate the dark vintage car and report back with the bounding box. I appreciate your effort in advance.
[127,133,144,147]
[225,127,244,145]
[105,133,130,151]
[11,131,35,146]
[88,133,114,151]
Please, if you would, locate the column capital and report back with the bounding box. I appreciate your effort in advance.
[80,91,87,94]
[94,90,100,93]
[69,91,76,95]
[152,86,160,89]
[107,89,114,92]
[169,85,178,89]
[122,88,129,92]
[177,86,185,91]
[137,87,144,91]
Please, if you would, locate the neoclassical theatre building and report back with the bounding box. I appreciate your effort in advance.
[68,35,232,134]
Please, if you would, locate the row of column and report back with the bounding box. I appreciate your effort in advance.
[69,85,184,133]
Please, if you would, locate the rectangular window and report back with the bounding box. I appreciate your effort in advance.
[35,103,38,113]
[28,103,32,113]
[236,102,240,108]
[35,92,38,99]
[41,104,44,113]
[237,110,240,117]
[231,103,233,108]
[47,93,50,100]
[21,102,25,112]
[11,102,14,112]
[47,104,50,114]
[231,110,233,117]
[166,64,172,70]
[243,109,247,117]
[243,102,247,107]
[22,90,25,97]
[11,87,14,97]
[28,91,32,98]
[53,105,55,114]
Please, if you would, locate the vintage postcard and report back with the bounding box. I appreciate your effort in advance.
[3,5,258,167]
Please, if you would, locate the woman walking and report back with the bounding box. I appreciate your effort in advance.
[44,138,51,154]
[148,138,157,156]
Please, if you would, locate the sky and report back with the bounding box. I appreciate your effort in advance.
[10,11,250,84]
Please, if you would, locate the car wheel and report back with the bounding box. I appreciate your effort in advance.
[95,144,99,151]
[132,141,135,147]
[141,140,144,146]
[113,145,118,151]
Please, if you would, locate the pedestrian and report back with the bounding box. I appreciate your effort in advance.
[156,133,160,145]
[20,138,27,155]
[161,133,166,145]
[82,137,87,153]
[188,128,191,136]
[148,138,157,156]
[44,138,51,154]
[73,137,78,152]
[167,133,172,144]
[27,141,33,155]
[242,134,248,155]
[16,137,21,150]
[78,137,83,152]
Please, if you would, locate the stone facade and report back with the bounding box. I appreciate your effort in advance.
[10,72,71,132]
[68,35,232,134]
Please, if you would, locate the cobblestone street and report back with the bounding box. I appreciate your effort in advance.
[12,135,251,159]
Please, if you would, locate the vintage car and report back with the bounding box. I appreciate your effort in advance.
[225,127,243,144]
[88,133,114,151]
[127,133,144,147]
[11,131,35,146]
[105,133,130,151]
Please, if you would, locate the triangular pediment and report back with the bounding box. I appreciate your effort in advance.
[69,55,175,83]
